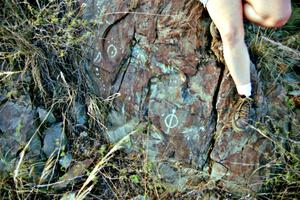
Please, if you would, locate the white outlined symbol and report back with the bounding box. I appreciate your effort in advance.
[164,109,179,134]
[94,52,102,63]
[94,67,100,77]
[107,44,118,58]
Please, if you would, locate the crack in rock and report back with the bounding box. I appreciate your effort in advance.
[83,0,273,194]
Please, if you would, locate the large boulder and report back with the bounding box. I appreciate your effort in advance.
[83,0,271,194]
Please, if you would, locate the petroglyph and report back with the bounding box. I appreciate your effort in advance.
[93,52,102,63]
[164,109,179,134]
[107,44,118,58]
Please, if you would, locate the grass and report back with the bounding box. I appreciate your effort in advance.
[245,2,300,199]
[0,0,300,199]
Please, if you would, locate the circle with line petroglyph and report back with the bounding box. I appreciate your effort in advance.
[164,110,179,133]
[107,44,117,58]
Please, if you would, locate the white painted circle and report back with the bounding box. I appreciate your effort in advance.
[164,113,179,130]
[107,44,118,58]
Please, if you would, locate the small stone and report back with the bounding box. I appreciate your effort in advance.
[61,192,76,200]
[131,195,150,200]
[42,123,68,157]
[74,102,87,125]
[59,154,73,169]
[210,162,228,181]
[37,107,56,124]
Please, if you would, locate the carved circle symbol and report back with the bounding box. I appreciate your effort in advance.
[164,110,179,133]
[107,44,117,58]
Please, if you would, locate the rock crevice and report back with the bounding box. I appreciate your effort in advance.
[84,0,272,193]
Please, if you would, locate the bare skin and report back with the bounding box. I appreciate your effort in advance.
[206,0,292,93]
[244,0,292,28]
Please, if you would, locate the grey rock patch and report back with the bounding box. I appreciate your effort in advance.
[42,123,68,157]
[37,107,56,124]
[0,101,41,178]
[59,153,73,169]
[73,102,87,125]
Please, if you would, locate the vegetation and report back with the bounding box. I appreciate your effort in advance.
[246,3,300,198]
[0,0,299,199]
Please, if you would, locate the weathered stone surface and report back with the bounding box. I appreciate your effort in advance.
[83,0,273,194]
[37,107,56,124]
[42,123,68,157]
[73,102,87,125]
[209,64,269,192]
[59,153,73,169]
[0,100,41,177]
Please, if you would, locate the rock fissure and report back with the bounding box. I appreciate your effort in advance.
[112,38,137,93]
[101,13,130,50]
[84,0,273,193]
[204,64,225,173]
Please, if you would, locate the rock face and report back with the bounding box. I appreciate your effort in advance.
[84,0,271,193]
[0,100,69,180]
[0,101,41,178]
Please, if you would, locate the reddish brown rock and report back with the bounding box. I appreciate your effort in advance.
[83,0,273,194]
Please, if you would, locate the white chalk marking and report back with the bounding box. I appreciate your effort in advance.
[164,109,179,134]
[93,52,102,63]
[107,44,118,58]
